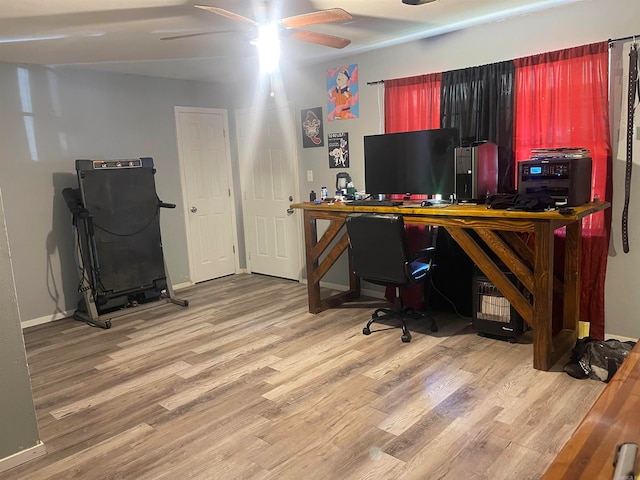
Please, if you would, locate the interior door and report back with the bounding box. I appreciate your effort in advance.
[236,103,302,281]
[175,107,238,283]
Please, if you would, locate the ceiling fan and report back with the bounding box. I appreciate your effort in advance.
[161,4,353,49]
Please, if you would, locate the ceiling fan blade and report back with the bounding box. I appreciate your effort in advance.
[281,8,352,29]
[194,5,257,25]
[160,30,237,41]
[290,30,351,49]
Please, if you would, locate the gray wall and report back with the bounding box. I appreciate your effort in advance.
[282,0,640,339]
[0,64,242,325]
[0,188,40,459]
[0,1,638,334]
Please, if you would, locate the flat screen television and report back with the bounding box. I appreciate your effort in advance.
[363,128,459,198]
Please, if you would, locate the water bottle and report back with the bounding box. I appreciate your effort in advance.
[321,186,328,200]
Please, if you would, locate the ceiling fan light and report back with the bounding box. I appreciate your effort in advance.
[256,24,280,73]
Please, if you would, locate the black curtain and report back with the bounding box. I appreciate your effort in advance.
[440,60,516,193]
[431,61,515,318]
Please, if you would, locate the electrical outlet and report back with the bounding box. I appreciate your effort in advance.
[307,170,313,182]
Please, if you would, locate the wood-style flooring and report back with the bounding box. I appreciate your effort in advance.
[4,274,605,479]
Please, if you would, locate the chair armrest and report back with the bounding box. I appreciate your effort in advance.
[411,246,435,262]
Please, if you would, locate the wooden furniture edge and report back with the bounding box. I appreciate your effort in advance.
[542,340,640,479]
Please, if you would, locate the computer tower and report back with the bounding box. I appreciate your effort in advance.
[455,142,498,200]
[472,266,528,341]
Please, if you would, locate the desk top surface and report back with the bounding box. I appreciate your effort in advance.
[290,200,610,221]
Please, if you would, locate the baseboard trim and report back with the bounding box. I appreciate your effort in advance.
[604,333,638,343]
[172,281,192,291]
[361,287,386,299]
[299,279,385,300]
[0,441,46,474]
[21,310,74,329]
[21,282,194,330]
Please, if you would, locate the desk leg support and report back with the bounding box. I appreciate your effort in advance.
[563,221,581,332]
[303,210,322,313]
[548,220,581,366]
[532,221,554,371]
[302,210,360,314]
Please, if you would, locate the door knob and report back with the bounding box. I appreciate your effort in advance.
[289,195,294,201]
[190,206,197,213]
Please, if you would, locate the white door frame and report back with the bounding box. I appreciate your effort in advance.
[174,106,240,283]
[236,101,304,281]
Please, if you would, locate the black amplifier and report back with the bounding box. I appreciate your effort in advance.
[517,157,592,206]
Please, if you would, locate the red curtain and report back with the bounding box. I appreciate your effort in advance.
[514,42,612,339]
[384,74,442,133]
[383,74,442,310]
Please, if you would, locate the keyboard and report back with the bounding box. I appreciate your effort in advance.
[349,199,403,207]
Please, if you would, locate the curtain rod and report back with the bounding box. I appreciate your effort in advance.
[609,34,640,45]
[366,80,384,85]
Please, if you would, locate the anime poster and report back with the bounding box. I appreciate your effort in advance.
[301,107,324,148]
[327,64,359,121]
[328,132,349,168]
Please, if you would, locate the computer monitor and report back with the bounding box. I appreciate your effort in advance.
[363,128,459,198]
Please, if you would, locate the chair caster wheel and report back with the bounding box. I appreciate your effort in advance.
[363,327,371,335]
[401,334,411,343]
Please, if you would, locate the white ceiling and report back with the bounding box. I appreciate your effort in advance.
[0,0,584,84]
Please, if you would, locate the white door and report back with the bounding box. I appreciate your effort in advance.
[237,103,302,281]
[175,107,238,283]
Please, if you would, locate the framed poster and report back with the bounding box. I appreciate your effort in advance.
[301,107,324,147]
[328,132,349,168]
[327,64,359,121]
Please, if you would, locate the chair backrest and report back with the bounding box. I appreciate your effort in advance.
[345,213,413,287]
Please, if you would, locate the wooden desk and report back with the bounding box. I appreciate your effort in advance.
[290,201,610,371]
[542,340,640,479]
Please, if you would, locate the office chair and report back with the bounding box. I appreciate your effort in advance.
[345,213,438,342]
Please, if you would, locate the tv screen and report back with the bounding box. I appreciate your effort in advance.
[364,128,459,198]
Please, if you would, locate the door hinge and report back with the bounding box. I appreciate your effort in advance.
[232,245,236,254]
[228,188,231,197]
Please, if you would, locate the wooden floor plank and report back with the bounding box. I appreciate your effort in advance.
[4,273,605,480]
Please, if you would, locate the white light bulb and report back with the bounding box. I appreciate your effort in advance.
[257,24,280,74]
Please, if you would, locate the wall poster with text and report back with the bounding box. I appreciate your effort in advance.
[301,107,324,148]
[328,132,349,168]
[327,64,359,121]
